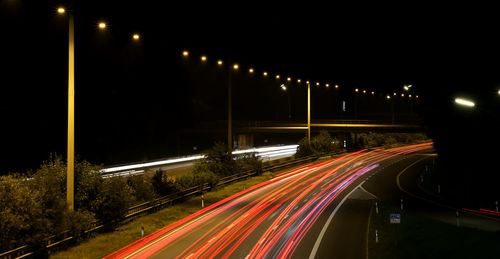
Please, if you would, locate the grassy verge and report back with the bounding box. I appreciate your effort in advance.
[51,172,275,259]
[368,201,500,259]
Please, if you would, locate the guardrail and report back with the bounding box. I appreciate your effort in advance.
[0,150,340,259]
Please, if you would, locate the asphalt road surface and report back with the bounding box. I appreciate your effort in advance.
[105,143,433,259]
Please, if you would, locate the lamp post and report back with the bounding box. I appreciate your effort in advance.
[228,64,239,152]
[58,7,75,210]
[307,81,311,146]
[280,84,291,120]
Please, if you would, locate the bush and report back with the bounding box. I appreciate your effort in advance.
[90,176,134,228]
[193,142,240,177]
[238,153,263,175]
[176,171,219,190]
[127,174,155,202]
[296,130,341,158]
[151,169,179,196]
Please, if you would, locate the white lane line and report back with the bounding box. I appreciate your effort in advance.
[308,180,366,259]
[396,156,455,210]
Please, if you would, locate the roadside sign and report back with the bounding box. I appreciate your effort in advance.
[390,214,401,224]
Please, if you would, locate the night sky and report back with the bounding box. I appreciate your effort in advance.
[2,1,500,181]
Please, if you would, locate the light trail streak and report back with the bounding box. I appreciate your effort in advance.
[105,143,433,259]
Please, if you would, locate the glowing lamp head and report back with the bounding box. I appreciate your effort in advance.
[233,64,239,70]
[217,60,223,66]
[132,34,140,40]
[98,22,106,29]
[455,97,475,107]
[57,7,66,14]
[263,71,268,76]
[182,51,189,57]
[249,68,254,73]
[287,77,292,82]
[201,56,207,61]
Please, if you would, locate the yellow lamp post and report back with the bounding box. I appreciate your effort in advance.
[58,7,75,210]
[307,81,311,146]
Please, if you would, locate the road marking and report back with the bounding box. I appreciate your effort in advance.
[359,185,379,199]
[309,180,366,259]
[396,156,456,210]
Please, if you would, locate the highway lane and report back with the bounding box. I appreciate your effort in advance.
[105,143,433,259]
[363,153,500,231]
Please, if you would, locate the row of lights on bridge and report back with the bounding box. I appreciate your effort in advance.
[182,50,419,100]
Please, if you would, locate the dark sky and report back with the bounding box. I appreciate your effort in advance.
[1,1,500,176]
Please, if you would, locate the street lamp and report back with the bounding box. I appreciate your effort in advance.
[280,84,291,120]
[307,81,311,146]
[455,97,475,107]
[58,6,75,210]
[132,33,140,40]
[98,22,107,30]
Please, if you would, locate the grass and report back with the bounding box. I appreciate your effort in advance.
[51,172,275,259]
[368,201,500,259]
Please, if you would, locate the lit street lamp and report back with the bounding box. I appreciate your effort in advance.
[58,7,75,210]
[280,84,291,120]
[455,97,475,107]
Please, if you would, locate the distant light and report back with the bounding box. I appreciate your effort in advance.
[498,90,500,95]
[201,56,207,61]
[297,79,302,83]
[316,82,320,86]
[249,68,254,73]
[57,7,65,14]
[335,84,339,89]
[182,50,189,56]
[325,83,330,88]
[401,93,405,97]
[386,95,391,99]
[371,91,375,95]
[416,95,419,98]
[132,33,140,40]
[355,88,359,92]
[263,71,268,76]
[280,84,287,91]
[217,60,223,66]
[455,98,475,107]
[276,74,280,79]
[287,77,292,82]
[233,64,239,70]
[98,22,106,29]
[393,92,397,96]
[362,90,366,94]
[306,81,310,85]
[408,94,412,98]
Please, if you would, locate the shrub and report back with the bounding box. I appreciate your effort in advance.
[127,174,155,202]
[194,142,240,177]
[90,176,134,228]
[151,169,179,196]
[238,153,263,175]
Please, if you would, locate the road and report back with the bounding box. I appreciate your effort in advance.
[105,143,433,259]
[100,144,298,178]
